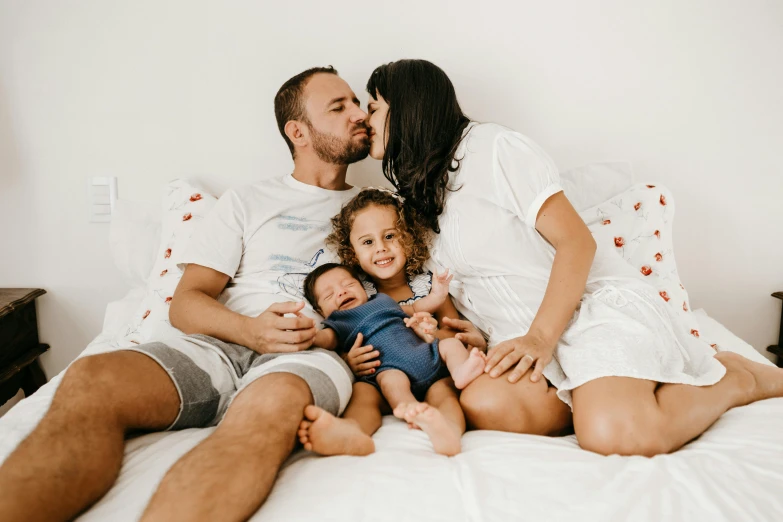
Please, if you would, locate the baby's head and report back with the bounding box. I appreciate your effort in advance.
[326,188,431,283]
[303,263,368,317]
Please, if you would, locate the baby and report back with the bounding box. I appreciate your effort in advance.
[303,262,486,455]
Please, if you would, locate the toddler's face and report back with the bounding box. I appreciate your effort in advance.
[314,268,369,317]
[349,204,406,282]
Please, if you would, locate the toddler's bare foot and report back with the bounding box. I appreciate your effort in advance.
[715,352,783,406]
[395,402,462,456]
[452,348,487,389]
[297,405,375,456]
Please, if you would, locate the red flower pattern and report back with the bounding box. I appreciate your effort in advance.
[183,213,192,221]
[189,193,202,202]
[655,252,663,262]
[634,202,641,211]
[659,291,670,302]
[164,248,172,259]
[142,310,151,320]
[165,296,173,304]
[710,344,718,351]
[660,194,667,206]
[690,329,700,338]
[654,230,660,239]
[647,184,656,188]
[682,302,688,311]
[614,237,625,248]
[602,219,611,225]
[641,265,652,276]
[160,269,168,277]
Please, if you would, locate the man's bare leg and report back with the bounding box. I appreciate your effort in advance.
[0,352,180,522]
[298,382,383,456]
[141,372,312,522]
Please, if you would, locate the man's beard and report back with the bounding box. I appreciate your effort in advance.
[308,123,370,165]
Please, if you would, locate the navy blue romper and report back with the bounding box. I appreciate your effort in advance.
[323,293,449,400]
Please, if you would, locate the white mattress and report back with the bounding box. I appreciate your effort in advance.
[1,292,781,522]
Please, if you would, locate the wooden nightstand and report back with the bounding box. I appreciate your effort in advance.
[0,289,50,405]
[768,292,783,368]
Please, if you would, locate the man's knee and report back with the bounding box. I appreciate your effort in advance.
[575,412,668,457]
[223,373,312,434]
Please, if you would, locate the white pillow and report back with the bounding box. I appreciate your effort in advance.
[109,199,161,288]
[560,161,634,211]
[112,179,218,347]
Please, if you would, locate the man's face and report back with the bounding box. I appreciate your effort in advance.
[301,74,370,165]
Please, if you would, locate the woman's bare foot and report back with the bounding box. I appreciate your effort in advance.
[716,351,783,406]
[452,348,487,389]
[393,402,462,456]
[297,405,375,456]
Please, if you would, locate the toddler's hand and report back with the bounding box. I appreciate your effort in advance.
[404,312,438,343]
[429,269,453,302]
[344,333,381,377]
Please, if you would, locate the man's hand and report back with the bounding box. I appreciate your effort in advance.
[404,312,438,343]
[344,333,381,377]
[441,316,487,351]
[242,301,317,354]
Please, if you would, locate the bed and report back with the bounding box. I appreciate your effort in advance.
[2,167,782,521]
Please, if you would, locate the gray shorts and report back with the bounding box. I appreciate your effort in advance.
[124,334,354,430]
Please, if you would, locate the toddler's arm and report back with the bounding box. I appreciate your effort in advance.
[400,269,453,316]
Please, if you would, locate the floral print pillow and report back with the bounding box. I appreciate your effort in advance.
[113,180,217,347]
[580,183,718,352]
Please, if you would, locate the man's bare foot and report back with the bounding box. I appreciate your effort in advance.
[452,348,487,389]
[297,405,375,456]
[716,351,783,406]
[393,402,462,456]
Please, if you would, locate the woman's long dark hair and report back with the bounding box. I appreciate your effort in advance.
[366,60,470,234]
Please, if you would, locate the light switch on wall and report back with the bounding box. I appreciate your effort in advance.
[89,177,118,223]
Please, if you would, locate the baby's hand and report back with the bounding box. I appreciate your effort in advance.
[404,312,438,343]
[430,269,453,303]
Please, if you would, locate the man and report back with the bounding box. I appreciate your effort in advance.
[0,66,370,522]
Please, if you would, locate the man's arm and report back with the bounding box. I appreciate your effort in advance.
[170,263,316,354]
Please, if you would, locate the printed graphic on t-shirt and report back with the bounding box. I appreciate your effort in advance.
[277,248,326,300]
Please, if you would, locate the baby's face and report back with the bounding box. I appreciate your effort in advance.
[314,268,369,317]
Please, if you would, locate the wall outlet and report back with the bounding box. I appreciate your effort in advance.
[88,176,118,223]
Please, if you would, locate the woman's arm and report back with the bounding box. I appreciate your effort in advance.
[485,191,596,383]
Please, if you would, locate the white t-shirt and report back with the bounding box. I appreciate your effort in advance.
[181,174,360,322]
[427,123,642,344]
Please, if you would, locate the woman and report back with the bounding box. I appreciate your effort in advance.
[364,59,783,456]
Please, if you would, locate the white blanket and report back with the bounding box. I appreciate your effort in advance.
[1,302,781,522]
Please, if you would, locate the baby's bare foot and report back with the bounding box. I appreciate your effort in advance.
[452,348,487,389]
[297,405,374,456]
[399,402,462,456]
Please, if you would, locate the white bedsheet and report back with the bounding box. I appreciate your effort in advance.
[1,295,781,521]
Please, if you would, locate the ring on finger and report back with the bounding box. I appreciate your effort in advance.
[522,354,534,363]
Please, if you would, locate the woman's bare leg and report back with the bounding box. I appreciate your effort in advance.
[572,352,783,456]
[459,370,572,435]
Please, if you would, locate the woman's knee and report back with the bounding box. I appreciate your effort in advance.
[575,411,668,457]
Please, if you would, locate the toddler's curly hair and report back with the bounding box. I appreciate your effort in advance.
[326,188,432,279]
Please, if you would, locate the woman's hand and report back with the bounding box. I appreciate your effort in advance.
[404,312,438,343]
[440,317,488,351]
[484,333,555,383]
[343,333,381,377]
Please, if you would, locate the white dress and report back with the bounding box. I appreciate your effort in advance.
[427,122,725,408]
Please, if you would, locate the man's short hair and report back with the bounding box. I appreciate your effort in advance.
[302,262,362,314]
[274,66,339,157]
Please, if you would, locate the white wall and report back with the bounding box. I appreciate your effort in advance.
[1,0,781,376]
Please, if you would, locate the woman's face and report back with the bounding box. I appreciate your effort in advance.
[367,92,389,160]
